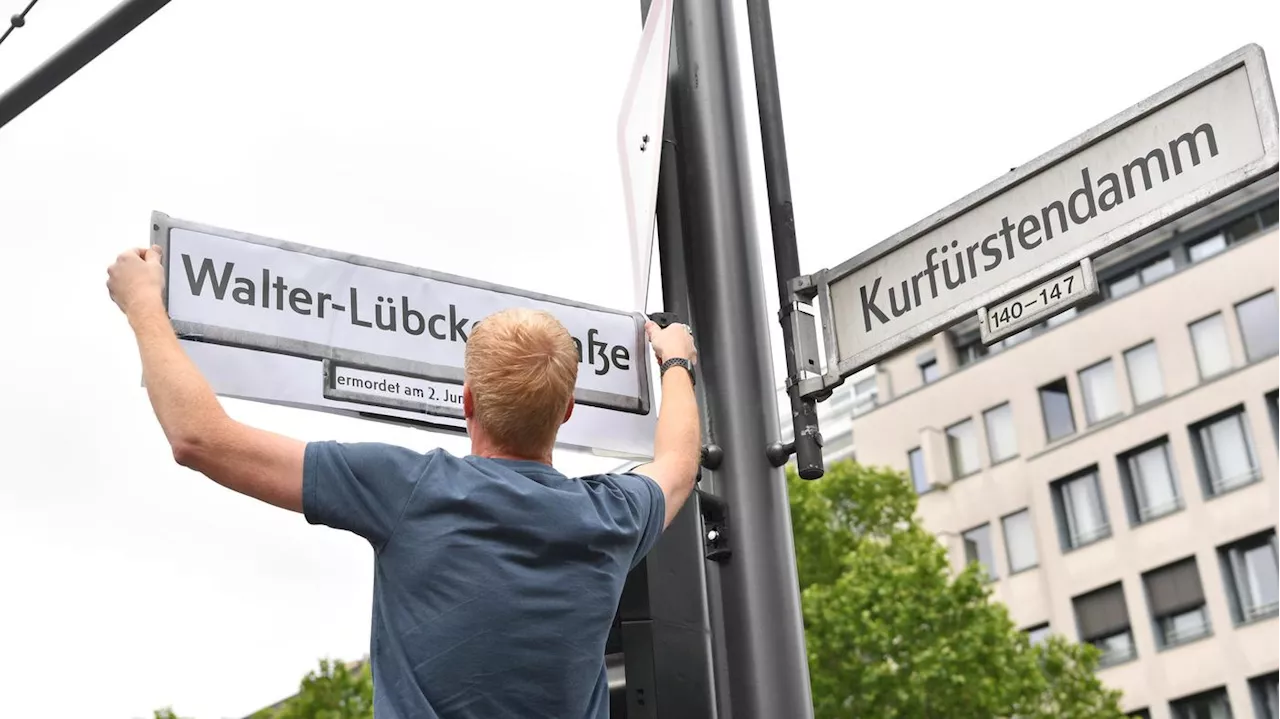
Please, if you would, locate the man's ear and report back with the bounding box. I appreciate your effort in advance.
[562,397,574,425]
[463,383,475,420]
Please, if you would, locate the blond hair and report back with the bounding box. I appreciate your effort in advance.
[464,307,579,457]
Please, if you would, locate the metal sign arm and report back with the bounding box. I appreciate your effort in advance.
[744,0,824,480]
[0,0,174,131]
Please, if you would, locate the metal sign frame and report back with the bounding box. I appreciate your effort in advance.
[792,43,1279,400]
[152,211,654,416]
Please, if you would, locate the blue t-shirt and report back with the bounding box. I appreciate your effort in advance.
[302,442,666,719]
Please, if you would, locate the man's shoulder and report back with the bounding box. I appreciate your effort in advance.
[306,440,457,473]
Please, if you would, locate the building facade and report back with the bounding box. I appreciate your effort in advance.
[826,174,1279,719]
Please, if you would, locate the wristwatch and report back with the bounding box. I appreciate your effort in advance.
[660,357,696,386]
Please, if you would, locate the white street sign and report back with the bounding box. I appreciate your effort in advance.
[154,212,658,459]
[617,0,674,310]
[801,44,1278,395]
[978,259,1098,344]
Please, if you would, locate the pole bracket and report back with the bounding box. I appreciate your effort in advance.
[696,489,731,563]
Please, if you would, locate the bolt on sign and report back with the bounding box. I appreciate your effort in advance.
[794,44,1278,398]
[153,212,658,459]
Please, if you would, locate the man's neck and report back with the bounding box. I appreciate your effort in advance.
[471,443,553,466]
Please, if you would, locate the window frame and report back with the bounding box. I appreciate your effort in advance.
[945,417,981,479]
[1188,311,1234,380]
[907,447,929,495]
[1071,581,1135,668]
[1001,508,1039,574]
[1250,671,1279,719]
[1217,529,1280,626]
[1078,357,1124,426]
[961,522,998,582]
[1234,289,1280,363]
[983,401,1019,464]
[1051,466,1112,551]
[1117,436,1183,526]
[1190,405,1261,498]
[1141,556,1211,651]
[1170,686,1233,719]
[1038,377,1077,443]
[1123,340,1165,407]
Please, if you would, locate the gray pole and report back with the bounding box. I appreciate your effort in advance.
[0,0,174,130]
[666,0,813,717]
[744,0,824,481]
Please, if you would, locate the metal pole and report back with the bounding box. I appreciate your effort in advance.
[667,0,813,716]
[744,0,823,480]
[616,7,723,717]
[0,0,174,130]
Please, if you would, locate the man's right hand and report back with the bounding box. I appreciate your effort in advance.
[645,320,698,366]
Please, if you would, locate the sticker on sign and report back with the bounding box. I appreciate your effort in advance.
[797,44,1278,397]
[153,212,658,459]
[978,259,1098,344]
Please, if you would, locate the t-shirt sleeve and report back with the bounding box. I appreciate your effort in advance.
[611,471,667,570]
[302,441,427,550]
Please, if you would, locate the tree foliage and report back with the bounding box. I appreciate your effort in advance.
[155,657,372,719]
[250,658,373,719]
[787,459,1126,719]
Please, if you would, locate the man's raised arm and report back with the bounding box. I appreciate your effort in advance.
[632,321,701,529]
[107,246,306,513]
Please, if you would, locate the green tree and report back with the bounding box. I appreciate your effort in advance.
[788,459,1126,719]
[250,658,374,719]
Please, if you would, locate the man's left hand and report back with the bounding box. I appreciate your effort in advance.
[107,245,165,316]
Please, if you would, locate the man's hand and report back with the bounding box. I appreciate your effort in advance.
[645,320,698,366]
[107,245,165,316]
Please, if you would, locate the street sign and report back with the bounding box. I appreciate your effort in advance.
[978,259,1098,344]
[153,212,658,459]
[795,43,1278,398]
[618,0,674,310]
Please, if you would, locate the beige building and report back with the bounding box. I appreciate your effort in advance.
[819,174,1279,719]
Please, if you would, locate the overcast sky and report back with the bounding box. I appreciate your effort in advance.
[1,1,1276,717]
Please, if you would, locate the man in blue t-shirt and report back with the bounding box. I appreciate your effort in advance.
[107,245,702,718]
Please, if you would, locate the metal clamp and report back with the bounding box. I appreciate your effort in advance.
[697,489,731,563]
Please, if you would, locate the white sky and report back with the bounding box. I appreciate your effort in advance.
[0,1,1275,717]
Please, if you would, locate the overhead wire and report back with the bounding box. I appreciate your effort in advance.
[0,0,41,51]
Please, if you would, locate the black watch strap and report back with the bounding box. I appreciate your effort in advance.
[660,357,695,386]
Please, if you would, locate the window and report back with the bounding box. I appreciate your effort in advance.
[1143,557,1210,649]
[921,358,940,384]
[1170,687,1233,719]
[962,523,998,581]
[907,447,929,494]
[1251,672,1279,719]
[1227,209,1262,242]
[1002,509,1038,573]
[1190,312,1234,379]
[1052,468,1111,549]
[1079,359,1122,425]
[1263,201,1279,230]
[1191,407,1260,496]
[1046,306,1078,327]
[984,403,1018,463]
[1039,378,1077,442]
[1107,254,1175,298]
[1024,623,1051,646]
[1124,341,1165,406]
[946,418,980,478]
[1188,233,1228,263]
[1219,530,1279,624]
[851,376,879,416]
[1268,390,1279,445]
[1119,438,1183,524]
[1072,582,1135,668]
[1128,710,1152,719]
[1235,291,1279,362]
